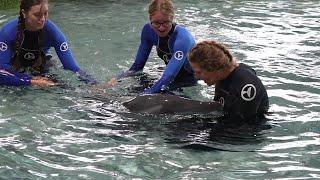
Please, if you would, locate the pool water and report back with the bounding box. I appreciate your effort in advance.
[0,0,319,179]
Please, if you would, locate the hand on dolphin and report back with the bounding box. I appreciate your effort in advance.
[31,76,57,87]
[94,77,119,89]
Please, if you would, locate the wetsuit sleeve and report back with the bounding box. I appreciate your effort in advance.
[0,68,31,86]
[47,21,96,84]
[128,24,153,73]
[0,25,32,86]
[47,21,81,72]
[0,28,14,69]
[143,33,191,94]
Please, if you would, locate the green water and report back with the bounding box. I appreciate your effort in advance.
[0,0,19,10]
[0,0,319,179]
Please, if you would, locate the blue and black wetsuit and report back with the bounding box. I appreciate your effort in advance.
[127,23,197,94]
[0,18,95,86]
[214,63,269,123]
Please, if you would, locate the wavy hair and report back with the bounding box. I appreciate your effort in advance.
[188,40,234,72]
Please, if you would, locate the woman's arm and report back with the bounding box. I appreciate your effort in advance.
[99,24,154,88]
[127,24,154,73]
[143,30,194,94]
[0,69,31,86]
[47,20,96,84]
[0,24,15,69]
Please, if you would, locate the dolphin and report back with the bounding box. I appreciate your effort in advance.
[122,94,223,114]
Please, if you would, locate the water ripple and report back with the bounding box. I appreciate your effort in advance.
[1,0,320,179]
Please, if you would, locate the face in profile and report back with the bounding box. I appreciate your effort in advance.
[190,62,222,86]
[23,3,49,31]
[150,11,173,37]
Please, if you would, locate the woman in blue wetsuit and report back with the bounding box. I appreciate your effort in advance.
[106,0,196,94]
[0,0,95,86]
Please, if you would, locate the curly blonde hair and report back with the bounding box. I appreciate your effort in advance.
[188,40,234,72]
[148,0,174,17]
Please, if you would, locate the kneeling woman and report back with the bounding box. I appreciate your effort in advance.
[0,0,95,86]
[107,0,196,94]
[189,40,269,123]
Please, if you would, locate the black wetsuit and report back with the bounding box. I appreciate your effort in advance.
[214,63,269,123]
[16,30,49,74]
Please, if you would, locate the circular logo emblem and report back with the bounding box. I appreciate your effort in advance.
[60,42,69,51]
[241,84,256,101]
[174,51,184,60]
[0,42,8,52]
[219,97,225,107]
[163,54,169,63]
[24,52,36,60]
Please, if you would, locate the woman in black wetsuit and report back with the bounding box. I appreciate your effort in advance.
[188,40,269,123]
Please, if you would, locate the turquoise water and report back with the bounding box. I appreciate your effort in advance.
[1,0,320,179]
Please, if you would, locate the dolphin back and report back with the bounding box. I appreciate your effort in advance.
[123,94,223,114]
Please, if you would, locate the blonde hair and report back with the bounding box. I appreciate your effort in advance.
[148,0,174,17]
[188,40,234,72]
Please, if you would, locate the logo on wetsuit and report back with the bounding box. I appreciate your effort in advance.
[163,54,169,63]
[219,97,225,107]
[60,42,69,51]
[24,52,36,60]
[241,84,256,101]
[0,42,8,52]
[174,51,184,60]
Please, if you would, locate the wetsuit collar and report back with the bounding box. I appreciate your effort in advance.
[168,23,176,37]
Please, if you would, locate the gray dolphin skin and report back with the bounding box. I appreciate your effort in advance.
[123,94,223,114]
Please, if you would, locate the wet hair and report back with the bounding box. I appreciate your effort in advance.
[188,40,234,72]
[148,0,174,17]
[12,0,48,72]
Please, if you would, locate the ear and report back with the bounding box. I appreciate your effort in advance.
[21,9,26,19]
[170,16,174,22]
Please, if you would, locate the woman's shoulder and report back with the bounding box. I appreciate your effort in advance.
[175,25,191,33]
[1,18,18,35]
[141,23,153,33]
[174,25,193,38]
[44,19,59,30]
[141,23,157,41]
[173,24,195,44]
[228,63,261,87]
[237,63,257,75]
[0,19,18,42]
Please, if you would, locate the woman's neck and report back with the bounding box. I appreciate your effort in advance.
[220,59,239,80]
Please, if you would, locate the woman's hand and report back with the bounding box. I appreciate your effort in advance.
[30,76,56,87]
[95,77,119,88]
[106,77,118,87]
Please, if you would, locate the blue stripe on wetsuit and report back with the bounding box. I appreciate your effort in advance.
[129,23,195,94]
[0,18,95,86]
